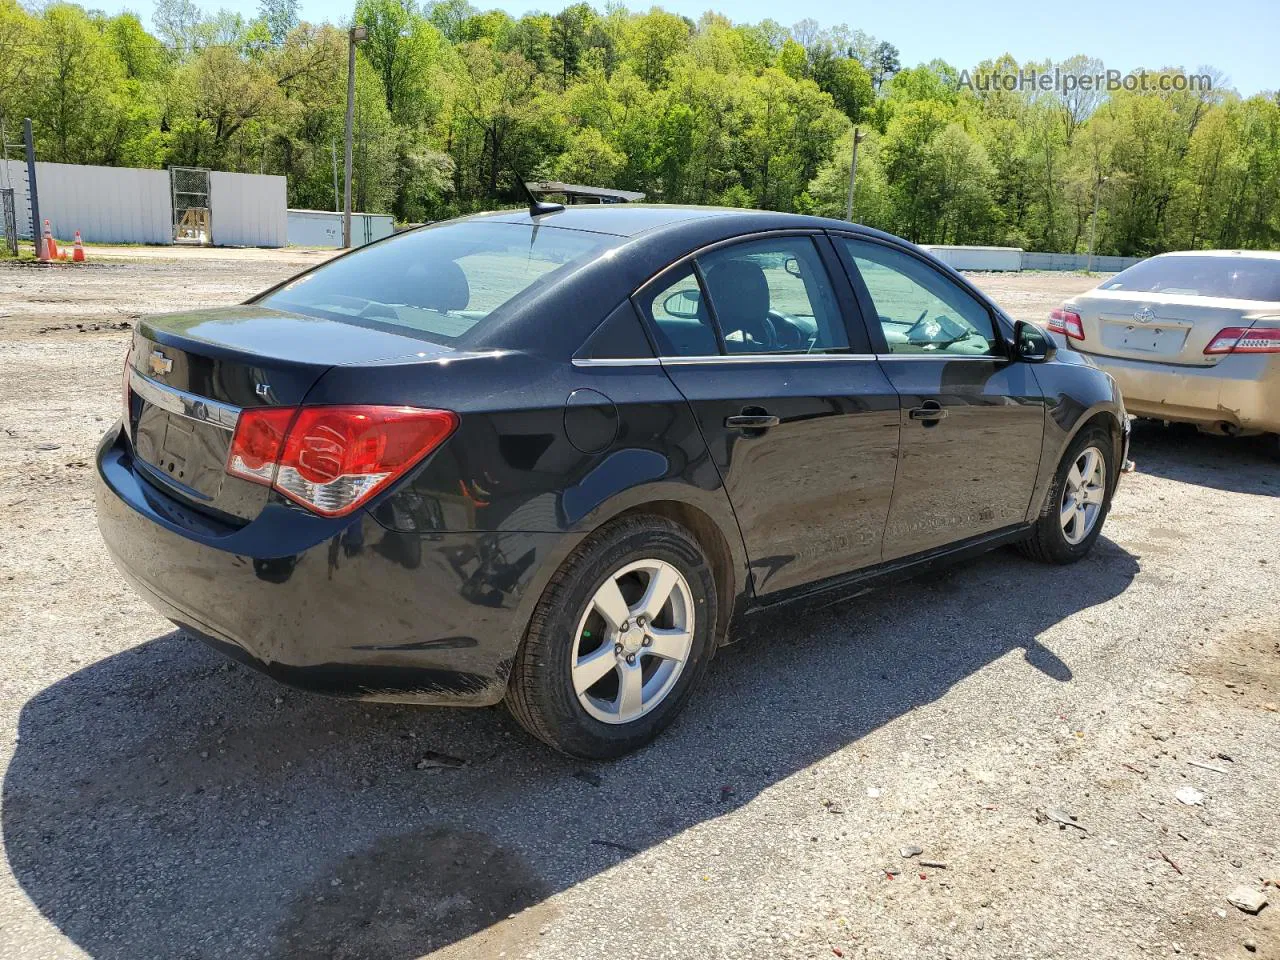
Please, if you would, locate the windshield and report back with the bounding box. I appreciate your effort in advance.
[258,220,620,345]
[1099,256,1280,302]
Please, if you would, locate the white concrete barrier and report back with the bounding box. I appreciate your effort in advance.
[287,209,395,248]
[1020,251,1142,272]
[209,172,287,247]
[919,245,1024,272]
[2,160,171,244]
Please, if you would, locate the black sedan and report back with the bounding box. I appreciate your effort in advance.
[96,205,1129,759]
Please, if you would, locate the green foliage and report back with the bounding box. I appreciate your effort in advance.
[553,126,625,184]
[30,4,128,163]
[354,0,447,125]
[259,0,299,45]
[0,1,1275,253]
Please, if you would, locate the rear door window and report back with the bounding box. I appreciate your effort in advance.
[258,220,619,345]
[697,237,850,355]
[638,267,721,357]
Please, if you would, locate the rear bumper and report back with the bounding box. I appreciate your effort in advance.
[1082,351,1280,433]
[95,426,559,706]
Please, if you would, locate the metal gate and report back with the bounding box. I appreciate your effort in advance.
[170,166,211,244]
[0,189,16,256]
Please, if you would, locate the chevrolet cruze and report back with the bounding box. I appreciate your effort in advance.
[96,204,1129,758]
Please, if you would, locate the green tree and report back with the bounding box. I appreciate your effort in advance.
[355,0,446,125]
[30,4,128,163]
[553,126,625,184]
[425,0,476,43]
[624,8,690,88]
[0,0,39,133]
[258,0,298,45]
[549,3,593,90]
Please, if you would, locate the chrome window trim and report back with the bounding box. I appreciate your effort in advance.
[875,353,1008,362]
[660,353,878,365]
[571,352,1013,367]
[129,369,241,431]
[570,357,663,368]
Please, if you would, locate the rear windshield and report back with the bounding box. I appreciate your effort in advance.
[258,220,619,344]
[1100,256,1280,301]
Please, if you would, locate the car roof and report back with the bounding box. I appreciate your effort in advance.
[464,204,879,240]
[1154,249,1280,261]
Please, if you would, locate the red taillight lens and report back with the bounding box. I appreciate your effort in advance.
[1203,325,1280,355]
[227,405,457,517]
[1048,307,1085,341]
[227,407,295,483]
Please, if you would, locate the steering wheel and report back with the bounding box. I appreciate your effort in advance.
[727,317,778,351]
[766,311,805,350]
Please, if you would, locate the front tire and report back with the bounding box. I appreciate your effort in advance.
[1019,424,1115,564]
[505,515,718,759]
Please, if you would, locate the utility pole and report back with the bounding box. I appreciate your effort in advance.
[1087,175,1109,273]
[331,140,339,212]
[343,25,368,249]
[845,127,865,222]
[23,119,41,258]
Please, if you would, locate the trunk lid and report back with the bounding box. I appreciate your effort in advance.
[1068,290,1279,367]
[126,306,452,522]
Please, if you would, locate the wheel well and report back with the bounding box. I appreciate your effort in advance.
[1074,411,1124,489]
[613,501,737,644]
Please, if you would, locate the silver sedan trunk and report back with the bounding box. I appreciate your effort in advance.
[1052,251,1280,437]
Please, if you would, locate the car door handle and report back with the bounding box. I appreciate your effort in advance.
[908,401,948,424]
[725,414,779,430]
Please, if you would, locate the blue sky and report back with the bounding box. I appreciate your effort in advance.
[110,0,1280,96]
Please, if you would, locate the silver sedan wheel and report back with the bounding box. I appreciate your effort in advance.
[571,559,694,725]
[1060,445,1106,545]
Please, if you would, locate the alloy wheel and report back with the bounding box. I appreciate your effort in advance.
[571,559,694,725]
[1060,445,1106,545]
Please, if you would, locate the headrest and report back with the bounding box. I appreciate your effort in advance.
[422,259,470,313]
[703,259,770,338]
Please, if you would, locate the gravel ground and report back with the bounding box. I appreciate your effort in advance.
[0,253,1277,960]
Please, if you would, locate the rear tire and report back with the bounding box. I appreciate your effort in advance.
[1018,424,1115,565]
[505,515,718,759]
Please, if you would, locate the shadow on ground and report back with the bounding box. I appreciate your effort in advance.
[1128,420,1278,495]
[5,540,1138,959]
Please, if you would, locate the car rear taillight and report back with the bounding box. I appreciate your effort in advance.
[227,405,458,517]
[1048,307,1085,341]
[1203,325,1280,355]
[227,407,295,484]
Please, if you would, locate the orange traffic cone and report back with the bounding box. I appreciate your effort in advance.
[37,220,52,261]
[72,231,85,262]
[43,220,59,259]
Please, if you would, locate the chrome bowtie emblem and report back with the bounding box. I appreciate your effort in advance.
[1133,306,1156,324]
[148,350,173,376]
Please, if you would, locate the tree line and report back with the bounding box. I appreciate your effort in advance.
[1,0,1277,255]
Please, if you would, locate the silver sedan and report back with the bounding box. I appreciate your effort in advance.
[1049,250,1280,454]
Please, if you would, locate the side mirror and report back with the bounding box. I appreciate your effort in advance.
[662,288,703,319]
[1013,320,1056,363]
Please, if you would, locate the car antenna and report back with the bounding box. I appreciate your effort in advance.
[513,171,565,216]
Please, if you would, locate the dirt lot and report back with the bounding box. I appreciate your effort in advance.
[0,251,1277,960]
